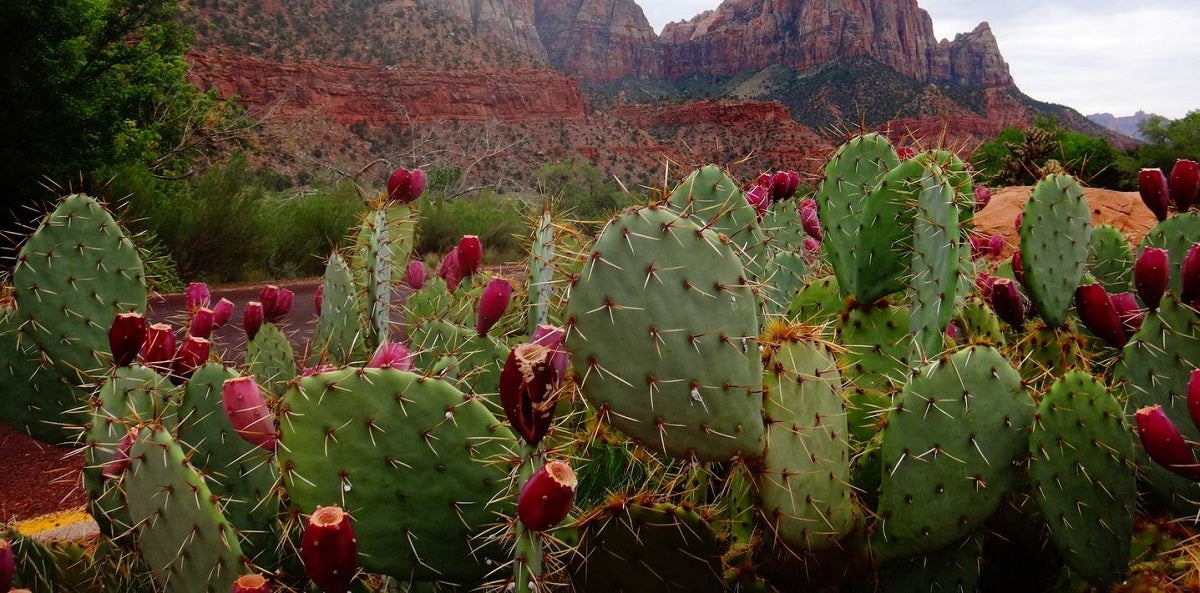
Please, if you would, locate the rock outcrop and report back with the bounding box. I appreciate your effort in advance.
[423,0,548,60]
[533,0,663,82]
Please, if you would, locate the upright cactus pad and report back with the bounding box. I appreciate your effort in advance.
[408,318,508,397]
[312,254,366,365]
[1087,224,1134,294]
[1028,372,1136,589]
[876,346,1033,559]
[836,303,911,394]
[565,205,764,461]
[0,305,80,444]
[908,163,959,361]
[1019,174,1092,326]
[365,208,392,347]
[788,275,843,327]
[245,322,296,399]
[277,368,514,583]
[528,208,558,333]
[666,165,767,286]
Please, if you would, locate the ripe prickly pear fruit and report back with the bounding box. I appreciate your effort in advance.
[500,340,562,445]
[802,235,821,262]
[1011,249,1027,290]
[313,285,323,314]
[189,307,215,339]
[1183,242,1200,309]
[438,247,462,291]
[1138,168,1171,221]
[405,260,426,290]
[517,460,576,532]
[213,298,234,327]
[1014,212,1023,233]
[221,376,277,452]
[244,301,264,341]
[976,271,998,301]
[786,170,801,198]
[101,427,138,480]
[1135,405,1200,481]
[1135,247,1170,311]
[974,185,993,211]
[367,341,414,371]
[800,204,821,241]
[387,167,413,203]
[988,234,1005,258]
[531,324,569,382]
[755,172,773,189]
[1075,283,1128,348]
[109,311,147,367]
[141,323,176,373]
[172,336,211,384]
[301,505,358,593]
[989,278,1026,327]
[1187,369,1200,433]
[896,145,917,160]
[300,364,338,377]
[476,276,512,336]
[770,171,791,202]
[969,235,989,259]
[408,168,428,201]
[1169,159,1199,213]
[457,235,483,277]
[186,282,211,314]
[0,537,13,593]
[745,184,770,217]
[260,285,293,322]
[232,573,271,593]
[1109,291,1144,336]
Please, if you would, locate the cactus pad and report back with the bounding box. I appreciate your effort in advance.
[245,322,296,399]
[1019,174,1092,326]
[312,254,366,365]
[1087,224,1134,294]
[1138,211,1200,295]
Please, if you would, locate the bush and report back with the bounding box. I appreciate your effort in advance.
[415,192,525,263]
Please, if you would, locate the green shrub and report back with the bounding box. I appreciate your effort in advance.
[415,192,525,262]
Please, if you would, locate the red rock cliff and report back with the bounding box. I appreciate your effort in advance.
[533,0,663,83]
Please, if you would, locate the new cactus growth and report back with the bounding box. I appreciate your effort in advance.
[1138,168,1171,221]
[518,460,577,532]
[109,312,146,366]
[301,505,359,593]
[221,376,277,452]
[1135,247,1170,310]
[366,341,414,370]
[476,276,512,336]
[232,574,270,593]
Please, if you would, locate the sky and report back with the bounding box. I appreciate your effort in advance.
[640,1,1200,120]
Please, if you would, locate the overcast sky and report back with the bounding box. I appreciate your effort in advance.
[640,1,1200,120]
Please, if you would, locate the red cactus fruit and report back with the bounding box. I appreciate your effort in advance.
[457,235,483,277]
[896,146,917,160]
[1109,291,1144,336]
[438,247,463,291]
[406,260,427,290]
[1014,211,1023,233]
[500,341,563,445]
[260,285,293,322]
[301,505,358,593]
[109,311,147,367]
[800,205,822,241]
[745,184,770,217]
[221,376,277,452]
[387,167,413,203]
[259,285,279,315]
[367,341,414,371]
[186,282,211,315]
[518,460,577,532]
[1075,283,1128,348]
[1135,405,1200,481]
[1186,369,1200,434]
[407,168,428,201]
[1183,242,1200,309]
[299,364,338,377]
[974,185,992,211]
[140,323,176,373]
[755,172,773,189]
[172,336,211,384]
[476,276,512,336]
[1138,168,1171,221]
[232,573,271,593]
[989,278,1026,327]
[987,234,1005,258]
[189,307,215,339]
[1169,159,1199,213]
[0,537,13,593]
[1011,250,1027,290]
[244,301,264,341]
[1134,247,1170,311]
[770,171,791,202]
[975,271,998,301]
[785,170,801,198]
[102,427,138,480]
[531,324,569,381]
[802,236,821,262]
[313,284,324,314]
[969,235,989,259]
[212,298,234,327]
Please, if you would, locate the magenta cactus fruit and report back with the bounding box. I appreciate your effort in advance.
[457,235,483,277]
[755,172,773,189]
[189,307,215,339]
[299,364,338,377]
[185,282,211,315]
[1011,249,1027,290]
[387,167,413,203]
[896,145,917,160]
[1134,247,1170,311]
[259,285,279,314]
[367,341,414,371]
[531,324,569,382]
[786,170,801,197]
[499,340,563,445]
[475,276,512,336]
[172,336,211,383]
[989,278,1026,327]
[408,168,428,201]
[1186,369,1200,434]
[0,538,13,593]
[260,285,293,322]
[1138,168,1171,221]
[140,323,176,372]
[745,184,770,217]
[244,301,264,341]
[438,247,463,291]
[1169,159,1199,212]
[1183,242,1200,309]
[313,284,324,314]
[405,260,427,290]
[108,311,147,367]
[974,185,993,211]
[800,204,822,241]
[232,573,271,593]
[975,271,998,301]
[101,427,138,480]
[770,171,791,201]
[517,460,577,532]
[212,298,234,327]
[1135,405,1200,481]
[1075,283,1128,348]
[988,234,1005,258]
[221,376,277,452]
[301,505,358,593]
[1109,291,1144,336]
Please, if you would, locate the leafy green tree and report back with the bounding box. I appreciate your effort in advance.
[535,160,626,220]
[971,118,1122,188]
[1126,111,1200,175]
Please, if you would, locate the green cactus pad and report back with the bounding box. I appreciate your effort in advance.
[854,159,928,304]
[761,202,811,314]
[365,208,392,347]
[246,322,296,399]
[568,500,726,593]
[125,426,246,593]
[277,368,514,583]
[312,253,367,366]
[1011,320,1089,389]
[12,193,146,380]
[385,201,416,279]
[953,296,1005,348]
[1138,211,1200,295]
[565,205,764,461]
[1115,295,1200,512]
[816,133,901,298]
[787,275,843,328]
[908,164,959,362]
[1028,371,1136,589]
[408,318,508,397]
[876,346,1033,559]
[880,532,983,593]
[1019,174,1092,326]
[528,208,558,332]
[759,330,857,552]
[1087,224,1134,294]
[836,303,911,394]
[0,305,81,444]
[666,165,767,285]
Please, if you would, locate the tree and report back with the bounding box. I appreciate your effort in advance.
[1127,111,1200,174]
[970,118,1122,188]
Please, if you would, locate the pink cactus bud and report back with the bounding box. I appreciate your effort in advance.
[1169,159,1199,213]
[0,537,13,593]
[1138,168,1171,221]
[1109,291,1144,336]
[969,235,989,259]
[102,427,138,480]
[407,168,428,201]
[988,234,1005,258]
[406,260,427,290]
[1075,283,1128,348]
[989,278,1026,327]
[802,236,821,263]
[786,170,801,198]
[244,301,264,341]
[1183,242,1200,309]
[232,573,271,593]
[438,247,463,291]
[974,185,992,211]
[896,146,917,160]
[108,311,146,367]
[367,341,414,371]
[476,276,512,336]
[189,307,215,339]
[518,460,577,532]
[172,336,211,384]
[755,172,773,188]
[531,324,569,381]
[222,376,277,452]
[387,167,413,203]
[185,282,211,315]
[770,171,791,202]
[745,184,770,217]
[140,323,176,372]
[500,341,562,445]
[1014,212,1024,233]
[1135,405,1200,481]
[800,206,822,241]
[457,235,483,277]
[1134,247,1170,311]
[260,285,292,322]
[212,298,234,327]
[299,364,338,377]
[1186,369,1200,434]
[946,321,960,342]
[314,284,324,314]
[975,271,998,301]
[301,505,358,593]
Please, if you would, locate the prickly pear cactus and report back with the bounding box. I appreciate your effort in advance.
[1138,210,1200,294]
[528,207,557,332]
[1087,224,1134,294]
[666,165,766,285]
[408,318,508,397]
[837,302,910,394]
[907,162,959,361]
[0,305,80,444]
[788,275,843,327]
[1018,174,1092,326]
[245,322,296,398]
[876,346,1033,559]
[311,253,366,365]
[565,205,764,461]
[880,533,983,593]
[365,208,391,347]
